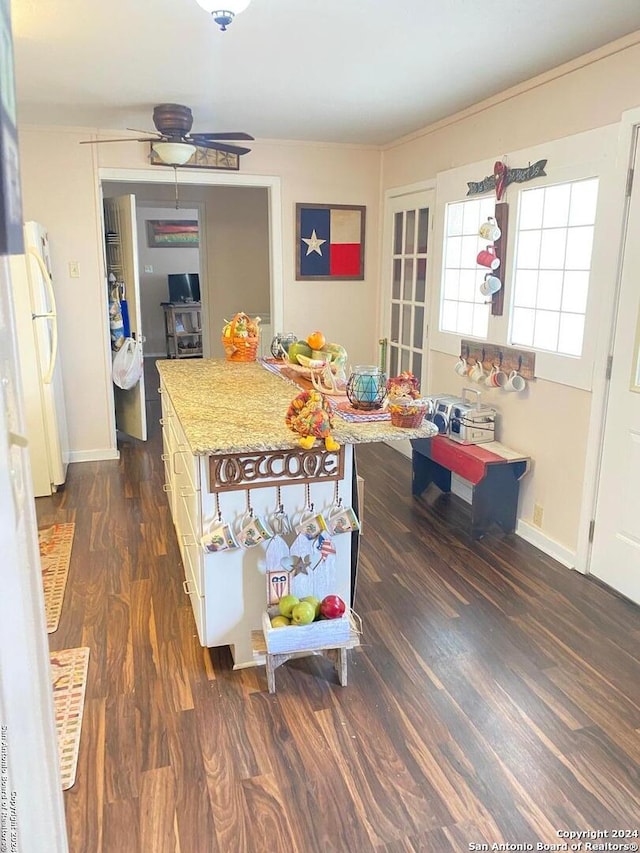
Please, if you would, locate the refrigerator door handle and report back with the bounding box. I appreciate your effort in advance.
[27,248,58,385]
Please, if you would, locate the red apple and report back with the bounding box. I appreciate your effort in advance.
[320,595,346,619]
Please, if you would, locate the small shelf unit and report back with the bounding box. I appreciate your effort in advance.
[162,302,203,359]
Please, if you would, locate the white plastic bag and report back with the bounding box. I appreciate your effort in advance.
[112,337,143,390]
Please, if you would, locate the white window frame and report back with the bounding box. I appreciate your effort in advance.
[439,195,496,340]
[429,124,621,390]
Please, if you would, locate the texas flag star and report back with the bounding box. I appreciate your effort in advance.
[302,229,326,256]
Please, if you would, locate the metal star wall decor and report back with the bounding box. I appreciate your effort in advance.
[289,554,313,577]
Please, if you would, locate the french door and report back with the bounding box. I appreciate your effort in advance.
[381,188,434,455]
[383,191,433,384]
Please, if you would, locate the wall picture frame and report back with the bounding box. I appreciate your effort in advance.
[146,219,199,249]
[296,203,366,281]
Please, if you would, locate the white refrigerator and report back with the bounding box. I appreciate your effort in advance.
[9,221,69,496]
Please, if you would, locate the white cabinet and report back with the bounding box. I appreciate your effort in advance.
[159,379,355,667]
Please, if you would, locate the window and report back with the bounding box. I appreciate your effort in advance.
[440,195,495,338]
[510,178,599,356]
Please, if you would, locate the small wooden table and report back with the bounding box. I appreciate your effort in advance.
[251,628,360,694]
[162,302,203,359]
[411,436,530,539]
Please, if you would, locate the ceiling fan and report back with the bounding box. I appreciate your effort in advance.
[80,103,253,165]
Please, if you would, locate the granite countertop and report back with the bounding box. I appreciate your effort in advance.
[156,358,438,456]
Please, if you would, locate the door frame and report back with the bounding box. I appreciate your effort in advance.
[380,180,436,457]
[577,106,640,575]
[380,179,436,371]
[96,167,284,452]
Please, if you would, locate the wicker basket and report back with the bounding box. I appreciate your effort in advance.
[221,313,260,362]
[388,399,428,428]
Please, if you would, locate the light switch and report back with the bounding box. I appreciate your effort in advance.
[69,261,80,278]
[144,265,153,273]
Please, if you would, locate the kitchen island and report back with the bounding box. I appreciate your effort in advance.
[157,358,437,667]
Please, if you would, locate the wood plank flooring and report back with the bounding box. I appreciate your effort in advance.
[38,365,640,852]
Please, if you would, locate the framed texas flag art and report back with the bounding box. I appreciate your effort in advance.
[296,203,366,281]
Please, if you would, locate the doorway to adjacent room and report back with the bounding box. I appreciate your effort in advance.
[99,168,283,445]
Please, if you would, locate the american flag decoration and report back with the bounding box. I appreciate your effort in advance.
[267,571,291,606]
[311,533,336,569]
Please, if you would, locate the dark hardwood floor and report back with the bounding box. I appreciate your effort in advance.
[37,361,640,852]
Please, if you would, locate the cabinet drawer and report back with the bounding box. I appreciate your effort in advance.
[182,548,206,646]
[169,421,199,495]
[176,489,201,555]
[182,532,204,598]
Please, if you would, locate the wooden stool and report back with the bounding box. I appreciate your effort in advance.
[251,629,359,694]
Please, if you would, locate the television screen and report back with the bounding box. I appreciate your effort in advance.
[168,273,200,303]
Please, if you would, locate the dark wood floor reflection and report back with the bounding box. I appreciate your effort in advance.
[38,363,640,852]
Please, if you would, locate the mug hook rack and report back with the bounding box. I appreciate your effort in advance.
[459,339,536,380]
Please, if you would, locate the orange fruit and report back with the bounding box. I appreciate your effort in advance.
[307,330,326,350]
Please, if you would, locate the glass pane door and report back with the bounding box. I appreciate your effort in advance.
[385,191,433,390]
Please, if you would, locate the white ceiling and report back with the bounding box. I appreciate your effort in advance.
[10,0,640,146]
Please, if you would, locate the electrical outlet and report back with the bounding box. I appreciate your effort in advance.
[144,265,153,273]
[68,261,80,278]
[533,503,544,528]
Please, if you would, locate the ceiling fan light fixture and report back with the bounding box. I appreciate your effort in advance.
[151,141,196,166]
[194,0,251,30]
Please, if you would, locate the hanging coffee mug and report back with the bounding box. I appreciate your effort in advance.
[201,520,239,553]
[486,365,508,388]
[236,512,274,548]
[479,217,501,242]
[469,361,485,383]
[504,370,526,392]
[454,356,468,376]
[480,274,502,297]
[295,508,328,540]
[477,246,500,270]
[327,503,360,536]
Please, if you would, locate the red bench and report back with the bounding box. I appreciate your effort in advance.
[411,435,530,539]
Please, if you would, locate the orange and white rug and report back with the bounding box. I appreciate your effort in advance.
[50,646,90,791]
[39,523,74,633]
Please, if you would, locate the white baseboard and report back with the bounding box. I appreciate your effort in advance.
[144,352,165,359]
[515,519,576,568]
[68,448,120,463]
[451,474,576,568]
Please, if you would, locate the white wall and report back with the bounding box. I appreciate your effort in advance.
[97,181,271,359]
[17,132,381,459]
[379,34,640,559]
[135,204,199,356]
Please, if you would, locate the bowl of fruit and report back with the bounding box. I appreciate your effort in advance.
[263,594,350,653]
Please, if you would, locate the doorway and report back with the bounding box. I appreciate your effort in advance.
[98,168,283,446]
[380,185,435,458]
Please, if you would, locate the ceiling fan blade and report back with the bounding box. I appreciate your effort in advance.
[127,127,163,137]
[193,138,252,156]
[190,132,255,141]
[79,137,158,145]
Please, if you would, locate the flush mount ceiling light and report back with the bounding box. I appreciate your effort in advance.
[194,0,251,31]
[151,141,196,166]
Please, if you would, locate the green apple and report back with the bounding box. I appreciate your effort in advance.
[278,594,300,618]
[287,341,312,364]
[301,595,321,620]
[291,601,315,625]
[270,615,291,628]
